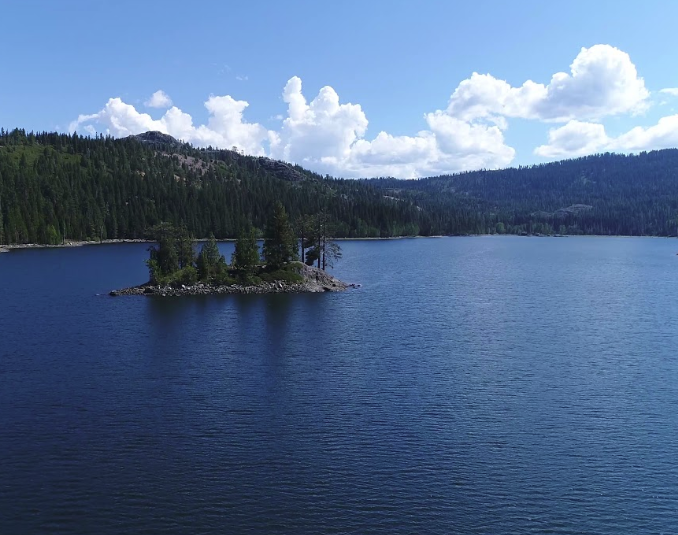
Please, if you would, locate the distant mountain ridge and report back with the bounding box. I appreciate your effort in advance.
[365,149,678,236]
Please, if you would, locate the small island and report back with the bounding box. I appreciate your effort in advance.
[111,203,355,297]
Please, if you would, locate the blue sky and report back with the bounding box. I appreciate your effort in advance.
[2,0,678,178]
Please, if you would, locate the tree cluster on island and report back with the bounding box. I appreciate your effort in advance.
[145,202,342,288]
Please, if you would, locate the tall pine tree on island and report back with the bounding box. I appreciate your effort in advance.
[196,233,227,281]
[145,223,179,283]
[262,202,298,269]
[302,211,342,270]
[231,227,260,277]
[295,214,316,265]
[176,226,196,269]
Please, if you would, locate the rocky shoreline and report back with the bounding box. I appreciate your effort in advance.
[110,264,358,297]
[0,239,150,253]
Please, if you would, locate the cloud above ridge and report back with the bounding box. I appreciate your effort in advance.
[69,44,678,177]
[70,95,271,156]
[535,115,678,158]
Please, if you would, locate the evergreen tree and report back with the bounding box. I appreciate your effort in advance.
[305,246,320,267]
[146,229,179,284]
[304,215,322,268]
[322,241,342,269]
[303,211,342,269]
[45,224,60,245]
[176,226,196,269]
[231,227,260,276]
[196,233,224,280]
[156,233,179,276]
[263,202,297,268]
[295,214,316,264]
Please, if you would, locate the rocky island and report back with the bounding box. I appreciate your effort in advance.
[111,262,354,296]
[110,203,355,297]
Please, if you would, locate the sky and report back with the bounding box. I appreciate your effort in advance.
[2,0,678,178]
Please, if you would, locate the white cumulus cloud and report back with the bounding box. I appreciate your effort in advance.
[68,44,675,178]
[534,120,609,158]
[70,95,270,156]
[447,45,648,122]
[270,76,369,165]
[610,114,678,151]
[144,90,173,108]
[70,77,514,178]
[535,115,678,158]
[268,76,514,177]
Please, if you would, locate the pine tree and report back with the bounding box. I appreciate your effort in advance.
[156,233,179,277]
[196,233,223,280]
[295,214,316,264]
[231,227,259,276]
[322,241,342,269]
[262,202,297,269]
[145,223,180,283]
[176,226,196,269]
[302,211,342,270]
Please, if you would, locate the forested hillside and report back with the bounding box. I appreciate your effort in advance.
[2,127,678,245]
[0,129,441,244]
[367,150,678,236]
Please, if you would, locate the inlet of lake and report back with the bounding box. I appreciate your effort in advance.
[2,236,678,534]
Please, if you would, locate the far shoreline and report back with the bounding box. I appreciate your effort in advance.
[1,233,676,254]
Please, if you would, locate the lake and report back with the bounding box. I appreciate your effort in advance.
[2,236,678,534]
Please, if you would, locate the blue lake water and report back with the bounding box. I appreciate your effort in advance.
[1,236,678,534]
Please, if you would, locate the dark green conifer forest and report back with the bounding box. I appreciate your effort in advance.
[2,127,678,244]
[0,129,428,244]
[366,150,678,236]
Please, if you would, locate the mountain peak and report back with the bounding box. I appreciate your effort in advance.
[131,131,181,147]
